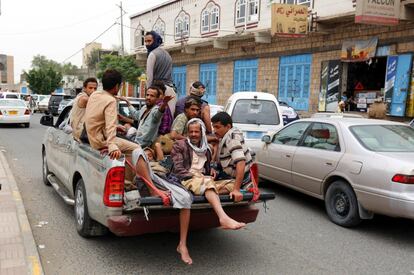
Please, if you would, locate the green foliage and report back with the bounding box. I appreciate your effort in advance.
[24,55,63,95]
[97,55,142,85]
[25,67,62,95]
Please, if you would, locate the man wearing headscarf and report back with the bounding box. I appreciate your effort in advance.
[171,118,246,231]
[145,31,177,115]
[174,81,213,134]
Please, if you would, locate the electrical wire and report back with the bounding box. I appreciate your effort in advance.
[61,22,117,64]
[0,9,115,37]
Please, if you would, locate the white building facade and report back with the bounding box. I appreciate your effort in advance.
[131,0,414,117]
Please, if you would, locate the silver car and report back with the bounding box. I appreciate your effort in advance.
[257,117,414,227]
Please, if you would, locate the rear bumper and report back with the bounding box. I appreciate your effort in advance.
[108,205,259,237]
[0,115,30,123]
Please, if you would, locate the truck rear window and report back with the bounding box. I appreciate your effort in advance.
[232,99,280,125]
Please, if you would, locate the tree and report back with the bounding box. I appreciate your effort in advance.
[97,55,142,85]
[25,55,63,94]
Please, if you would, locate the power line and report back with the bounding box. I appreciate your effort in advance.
[0,9,115,37]
[62,22,117,64]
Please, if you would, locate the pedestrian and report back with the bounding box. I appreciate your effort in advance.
[145,31,177,115]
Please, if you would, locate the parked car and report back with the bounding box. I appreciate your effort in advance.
[39,105,275,237]
[278,101,300,125]
[38,96,51,113]
[0,92,20,99]
[48,94,64,116]
[311,112,364,118]
[57,95,75,115]
[209,104,224,118]
[0,99,31,127]
[224,92,283,146]
[410,119,414,128]
[256,117,414,227]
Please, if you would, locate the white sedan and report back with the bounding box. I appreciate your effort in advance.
[257,117,414,226]
[0,99,31,127]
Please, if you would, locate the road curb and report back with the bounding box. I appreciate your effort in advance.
[0,151,44,275]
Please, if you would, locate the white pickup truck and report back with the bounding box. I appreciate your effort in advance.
[40,104,275,237]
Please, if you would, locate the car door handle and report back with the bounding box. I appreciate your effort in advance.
[325,162,333,166]
[285,154,291,158]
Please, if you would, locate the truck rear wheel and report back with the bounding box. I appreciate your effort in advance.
[42,150,51,186]
[74,179,108,237]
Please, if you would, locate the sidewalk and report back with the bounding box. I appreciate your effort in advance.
[0,151,43,275]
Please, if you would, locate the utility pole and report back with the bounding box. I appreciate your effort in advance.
[117,1,125,56]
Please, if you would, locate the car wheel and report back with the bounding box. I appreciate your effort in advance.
[325,180,361,227]
[42,150,51,186]
[75,179,108,237]
[24,123,30,128]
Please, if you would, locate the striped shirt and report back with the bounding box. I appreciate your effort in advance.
[218,128,253,178]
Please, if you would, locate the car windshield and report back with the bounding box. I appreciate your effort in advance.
[5,94,19,99]
[0,100,26,107]
[232,99,280,125]
[350,125,414,152]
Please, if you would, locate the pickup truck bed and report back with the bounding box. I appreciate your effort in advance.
[111,193,275,236]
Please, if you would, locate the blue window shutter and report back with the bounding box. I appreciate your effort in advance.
[234,59,258,92]
[172,66,187,98]
[199,63,217,104]
[278,54,312,110]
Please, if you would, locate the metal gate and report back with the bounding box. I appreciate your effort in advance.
[233,59,258,92]
[278,54,312,111]
[199,63,217,104]
[172,66,187,98]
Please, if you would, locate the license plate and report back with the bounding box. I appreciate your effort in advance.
[245,131,264,139]
[8,110,18,115]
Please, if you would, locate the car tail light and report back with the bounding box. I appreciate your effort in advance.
[392,174,414,184]
[103,167,125,207]
[24,109,30,115]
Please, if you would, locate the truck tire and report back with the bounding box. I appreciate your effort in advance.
[325,180,362,227]
[74,179,108,237]
[42,150,51,186]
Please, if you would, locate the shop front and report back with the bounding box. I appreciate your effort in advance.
[318,37,414,118]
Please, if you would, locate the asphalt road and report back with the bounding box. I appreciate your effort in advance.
[1,113,414,275]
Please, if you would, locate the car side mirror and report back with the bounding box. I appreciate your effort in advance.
[261,135,271,144]
[40,115,54,127]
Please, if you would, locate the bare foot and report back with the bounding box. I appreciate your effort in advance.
[177,244,193,265]
[219,217,246,230]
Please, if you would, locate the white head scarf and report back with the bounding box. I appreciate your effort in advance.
[186,118,211,155]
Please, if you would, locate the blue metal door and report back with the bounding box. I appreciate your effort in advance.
[390,54,412,116]
[278,54,312,111]
[199,63,217,104]
[172,66,187,98]
[233,59,258,92]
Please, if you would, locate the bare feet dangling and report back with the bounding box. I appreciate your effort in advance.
[219,217,246,230]
[177,244,193,265]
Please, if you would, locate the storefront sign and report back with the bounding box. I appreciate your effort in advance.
[271,4,308,37]
[406,59,414,117]
[341,38,378,62]
[355,0,400,26]
[318,61,329,111]
[326,60,341,112]
[384,56,398,111]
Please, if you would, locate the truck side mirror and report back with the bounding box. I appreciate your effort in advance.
[40,115,54,127]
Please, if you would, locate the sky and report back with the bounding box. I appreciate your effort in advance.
[0,0,165,82]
